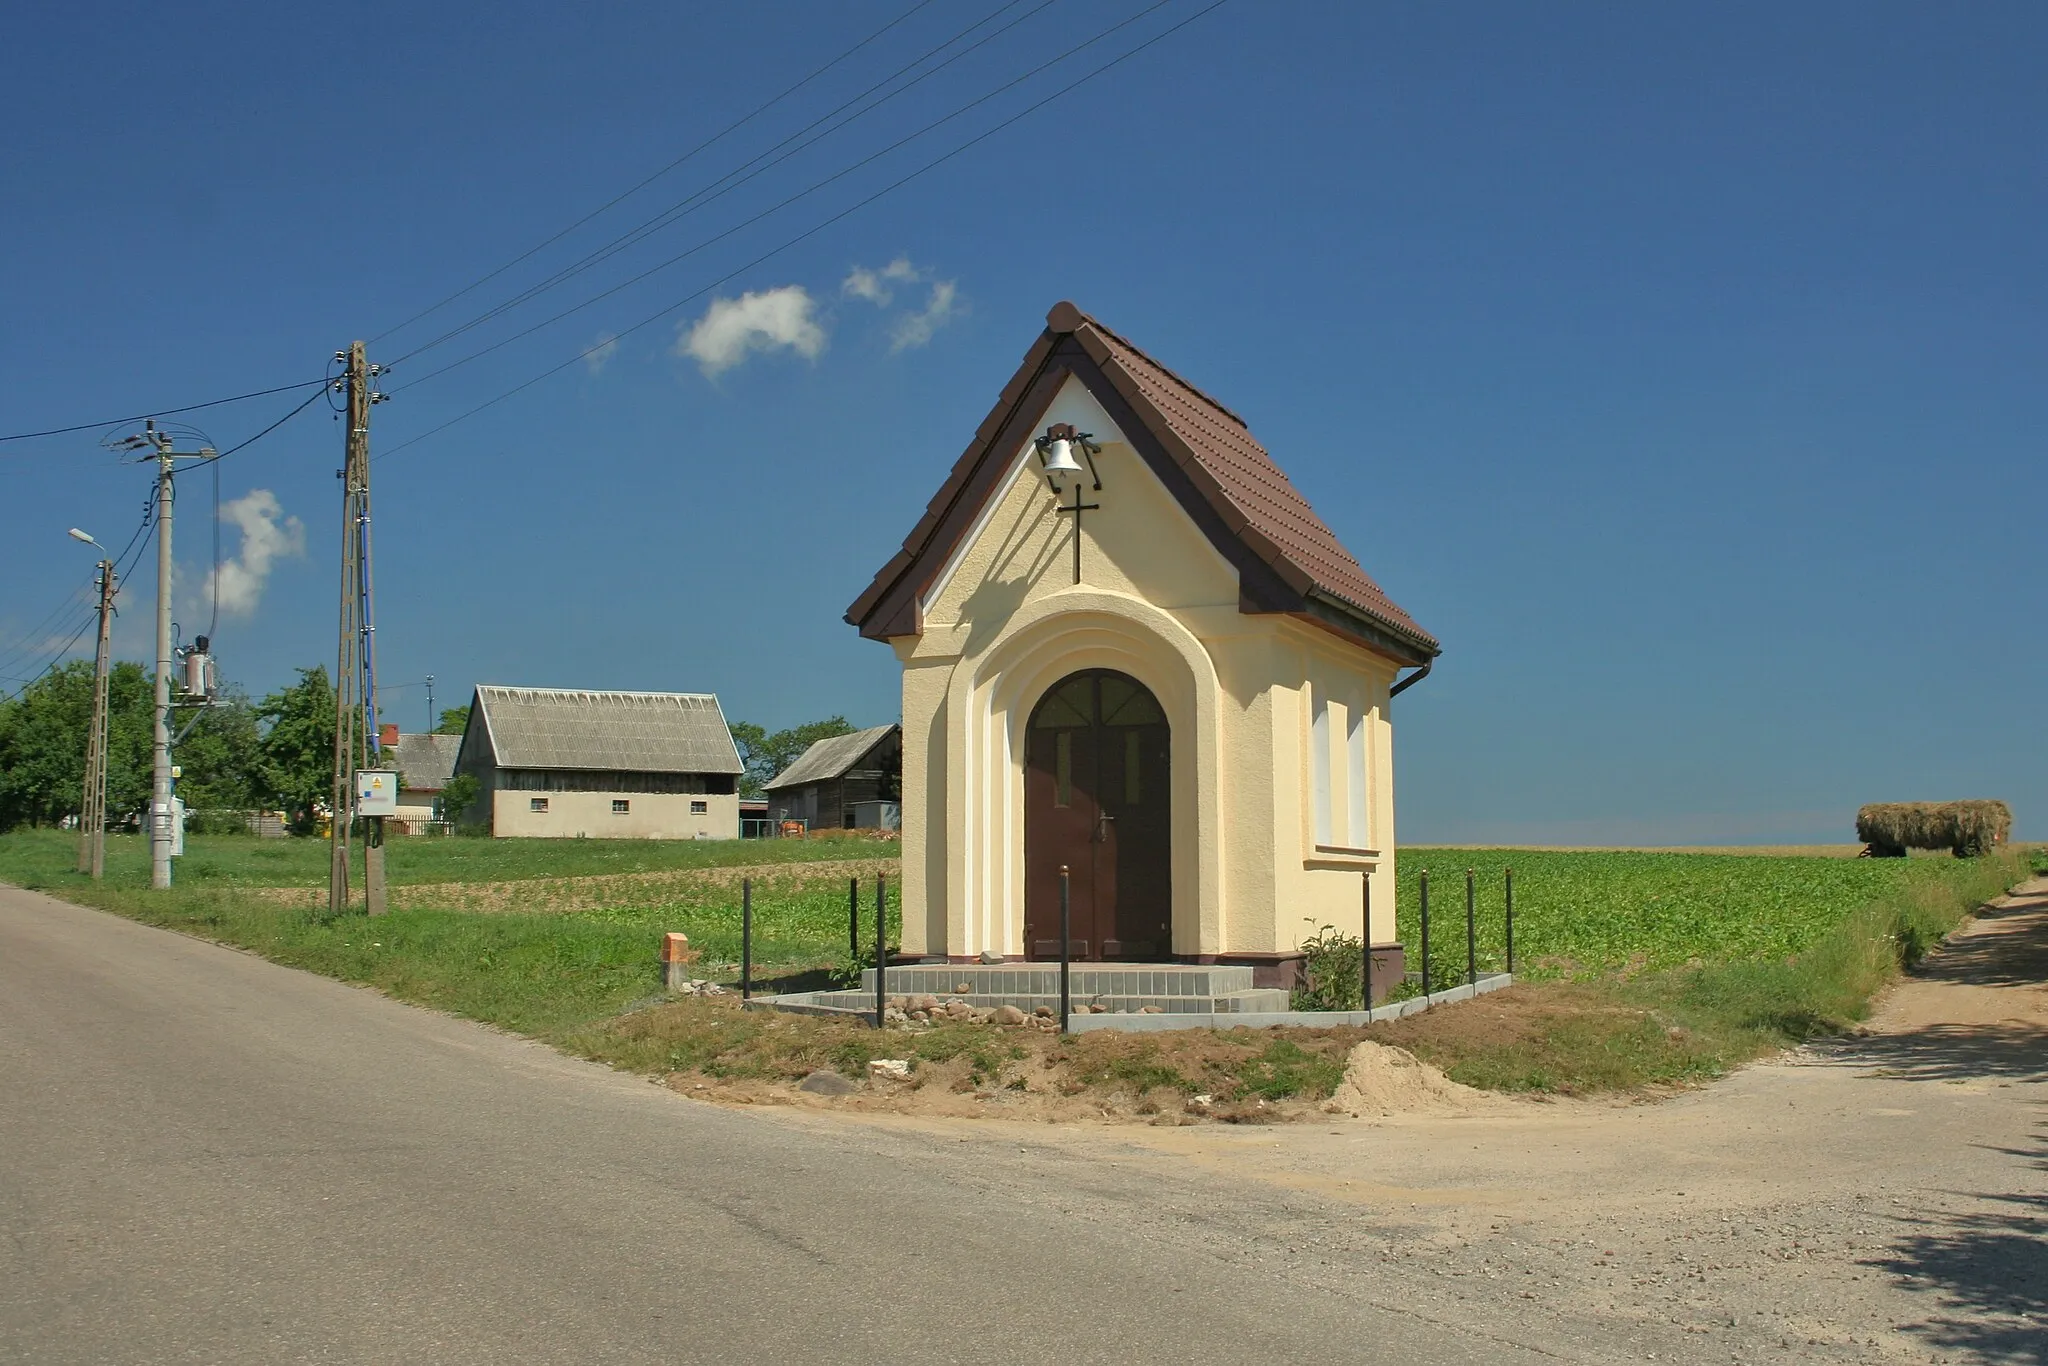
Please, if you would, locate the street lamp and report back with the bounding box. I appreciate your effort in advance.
[68,527,105,553]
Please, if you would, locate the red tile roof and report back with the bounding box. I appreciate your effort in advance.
[847,302,1438,662]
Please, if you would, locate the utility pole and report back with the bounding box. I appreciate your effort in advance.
[78,558,116,879]
[329,342,388,917]
[424,674,434,733]
[108,421,210,891]
[150,428,176,890]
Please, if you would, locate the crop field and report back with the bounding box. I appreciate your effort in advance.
[5,829,896,890]
[1,829,2029,1096]
[1391,846,1957,987]
[0,832,1985,982]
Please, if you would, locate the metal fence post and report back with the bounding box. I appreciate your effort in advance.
[875,873,888,1028]
[849,876,859,963]
[1361,871,1373,1009]
[1059,865,1072,1034]
[740,877,752,1001]
[1466,867,1477,987]
[1505,866,1515,974]
[1419,870,1431,998]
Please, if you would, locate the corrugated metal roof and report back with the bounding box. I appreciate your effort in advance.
[763,724,898,791]
[390,732,461,789]
[473,686,743,774]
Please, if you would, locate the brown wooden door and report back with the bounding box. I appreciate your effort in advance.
[1025,671,1171,961]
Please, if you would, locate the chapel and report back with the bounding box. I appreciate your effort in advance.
[846,302,1439,989]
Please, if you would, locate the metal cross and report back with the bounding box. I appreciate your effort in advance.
[1055,479,1100,584]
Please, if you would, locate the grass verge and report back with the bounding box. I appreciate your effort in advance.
[0,830,2027,1106]
[1372,848,2029,1093]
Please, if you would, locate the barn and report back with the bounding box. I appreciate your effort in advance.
[450,685,744,839]
[763,724,902,832]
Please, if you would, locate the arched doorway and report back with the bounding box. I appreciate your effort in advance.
[1024,669,1171,960]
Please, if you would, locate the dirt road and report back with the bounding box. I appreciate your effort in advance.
[789,878,2048,1363]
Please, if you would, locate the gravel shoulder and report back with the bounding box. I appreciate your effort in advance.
[767,878,2048,1364]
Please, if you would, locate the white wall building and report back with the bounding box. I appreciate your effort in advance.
[451,686,744,840]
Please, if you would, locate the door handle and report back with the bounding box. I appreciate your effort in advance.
[1095,811,1115,843]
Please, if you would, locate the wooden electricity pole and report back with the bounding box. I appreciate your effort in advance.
[328,342,387,917]
[77,559,115,879]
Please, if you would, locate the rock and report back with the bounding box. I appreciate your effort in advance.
[954,982,973,994]
[909,1010,930,1022]
[1139,1005,1164,1014]
[978,951,1004,964]
[868,1058,913,1081]
[991,1005,1027,1025]
[1034,1005,1054,1018]
[916,995,940,1012]
[798,1070,857,1096]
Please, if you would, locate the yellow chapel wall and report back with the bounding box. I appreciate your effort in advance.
[891,374,1404,962]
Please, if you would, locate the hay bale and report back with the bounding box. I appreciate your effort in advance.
[1856,801,2012,858]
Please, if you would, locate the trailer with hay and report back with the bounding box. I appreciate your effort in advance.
[1855,801,2011,859]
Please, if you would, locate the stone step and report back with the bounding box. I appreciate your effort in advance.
[859,963,1262,999]
[815,986,1293,1016]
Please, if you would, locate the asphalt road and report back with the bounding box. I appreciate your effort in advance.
[0,884,1562,1366]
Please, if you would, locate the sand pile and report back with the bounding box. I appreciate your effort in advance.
[1328,1040,1494,1117]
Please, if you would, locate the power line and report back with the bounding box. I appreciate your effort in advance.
[388,0,1050,367]
[195,383,333,465]
[0,480,159,692]
[392,0,1181,397]
[0,378,329,447]
[377,0,1231,462]
[0,607,98,699]
[0,494,150,677]
[371,0,944,346]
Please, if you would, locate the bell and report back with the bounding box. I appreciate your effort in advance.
[1040,437,1083,486]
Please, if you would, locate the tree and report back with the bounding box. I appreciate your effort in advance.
[173,684,263,811]
[433,705,469,736]
[729,716,854,797]
[256,666,336,834]
[0,660,153,831]
[439,772,481,825]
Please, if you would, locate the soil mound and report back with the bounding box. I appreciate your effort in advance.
[1328,1040,1493,1117]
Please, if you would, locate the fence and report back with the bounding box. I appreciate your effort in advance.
[1410,866,1515,1002]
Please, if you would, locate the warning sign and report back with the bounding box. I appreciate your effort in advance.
[355,769,400,817]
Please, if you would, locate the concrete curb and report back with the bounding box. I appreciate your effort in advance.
[1064,972,1513,1032]
[742,972,1514,1032]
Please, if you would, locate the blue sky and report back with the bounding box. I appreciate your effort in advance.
[2,1,2041,843]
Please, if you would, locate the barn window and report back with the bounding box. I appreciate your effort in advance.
[612,799,630,814]
[690,800,708,814]
[530,797,549,813]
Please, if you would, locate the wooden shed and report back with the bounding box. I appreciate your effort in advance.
[763,724,902,832]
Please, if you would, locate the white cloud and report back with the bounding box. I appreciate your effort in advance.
[889,279,960,351]
[842,257,920,306]
[205,489,304,617]
[676,286,826,377]
[584,332,619,376]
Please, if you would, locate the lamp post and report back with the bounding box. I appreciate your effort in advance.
[68,529,115,879]
[1034,424,1103,584]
